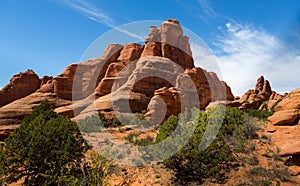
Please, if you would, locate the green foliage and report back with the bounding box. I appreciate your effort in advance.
[155,115,178,143]
[249,167,290,183]
[77,114,105,133]
[223,107,260,152]
[0,100,85,185]
[77,112,125,132]
[98,112,110,127]
[261,180,272,186]
[156,106,260,184]
[0,100,111,185]
[248,109,274,120]
[117,113,150,126]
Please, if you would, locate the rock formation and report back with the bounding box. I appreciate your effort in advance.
[227,76,282,111]
[265,88,300,175]
[0,70,40,107]
[0,19,235,140]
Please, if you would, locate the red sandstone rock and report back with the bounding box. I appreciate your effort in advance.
[145,66,234,123]
[0,92,71,140]
[0,19,237,139]
[228,76,279,110]
[117,43,144,62]
[141,41,162,57]
[269,88,300,126]
[53,64,78,100]
[279,141,300,156]
[0,70,40,107]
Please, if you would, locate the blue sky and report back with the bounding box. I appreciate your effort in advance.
[1,0,299,95]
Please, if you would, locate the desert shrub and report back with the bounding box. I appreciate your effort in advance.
[117,113,150,127]
[77,112,125,131]
[248,167,290,183]
[247,155,259,165]
[0,100,111,185]
[83,151,112,186]
[156,106,261,184]
[77,114,104,132]
[222,107,259,152]
[156,107,233,184]
[0,100,85,185]
[248,109,274,120]
[261,180,272,186]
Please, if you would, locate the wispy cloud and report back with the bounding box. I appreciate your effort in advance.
[61,0,144,40]
[62,0,115,27]
[215,22,300,95]
[197,0,236,23]
[193,0,300,95]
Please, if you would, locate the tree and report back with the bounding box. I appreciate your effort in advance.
[0,100,85,185]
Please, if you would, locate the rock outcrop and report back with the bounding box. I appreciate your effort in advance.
[0,70,40,107]
[145,19,194,69]
[0,19,235,139]
[267,88,300,129]
[0,92,71,140]
[265,88,300,174]
[228,76,282,111]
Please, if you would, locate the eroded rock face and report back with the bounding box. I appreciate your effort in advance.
[144,20,194,69]
[117,43,144,62]
[53,64,78,100]
[39,76,54,93]
[0,70,40,107]
[145,67,234,123]
[145,87,181,125]
[93,56,183,114]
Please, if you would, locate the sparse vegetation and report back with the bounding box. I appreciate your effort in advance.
[0,101,294,185]
[0,100,111,185]
[155,106,260,184]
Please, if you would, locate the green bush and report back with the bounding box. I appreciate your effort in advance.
[77,114,105,133]
[248,109,273,120]
[0,100,85,185]
[156,106,260,184]
[0,100,111,185]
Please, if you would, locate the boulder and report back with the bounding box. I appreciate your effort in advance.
[39,76,54,93]
[268,88,300,126]
[279,141,300,157]
[145,87,181,124]
[288,165,300,176]
[269,109,299,125]
[145,67,234,123]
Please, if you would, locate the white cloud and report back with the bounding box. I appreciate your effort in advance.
[215,22,300,95]
[61,0,144,41]
[194,0,299,96]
